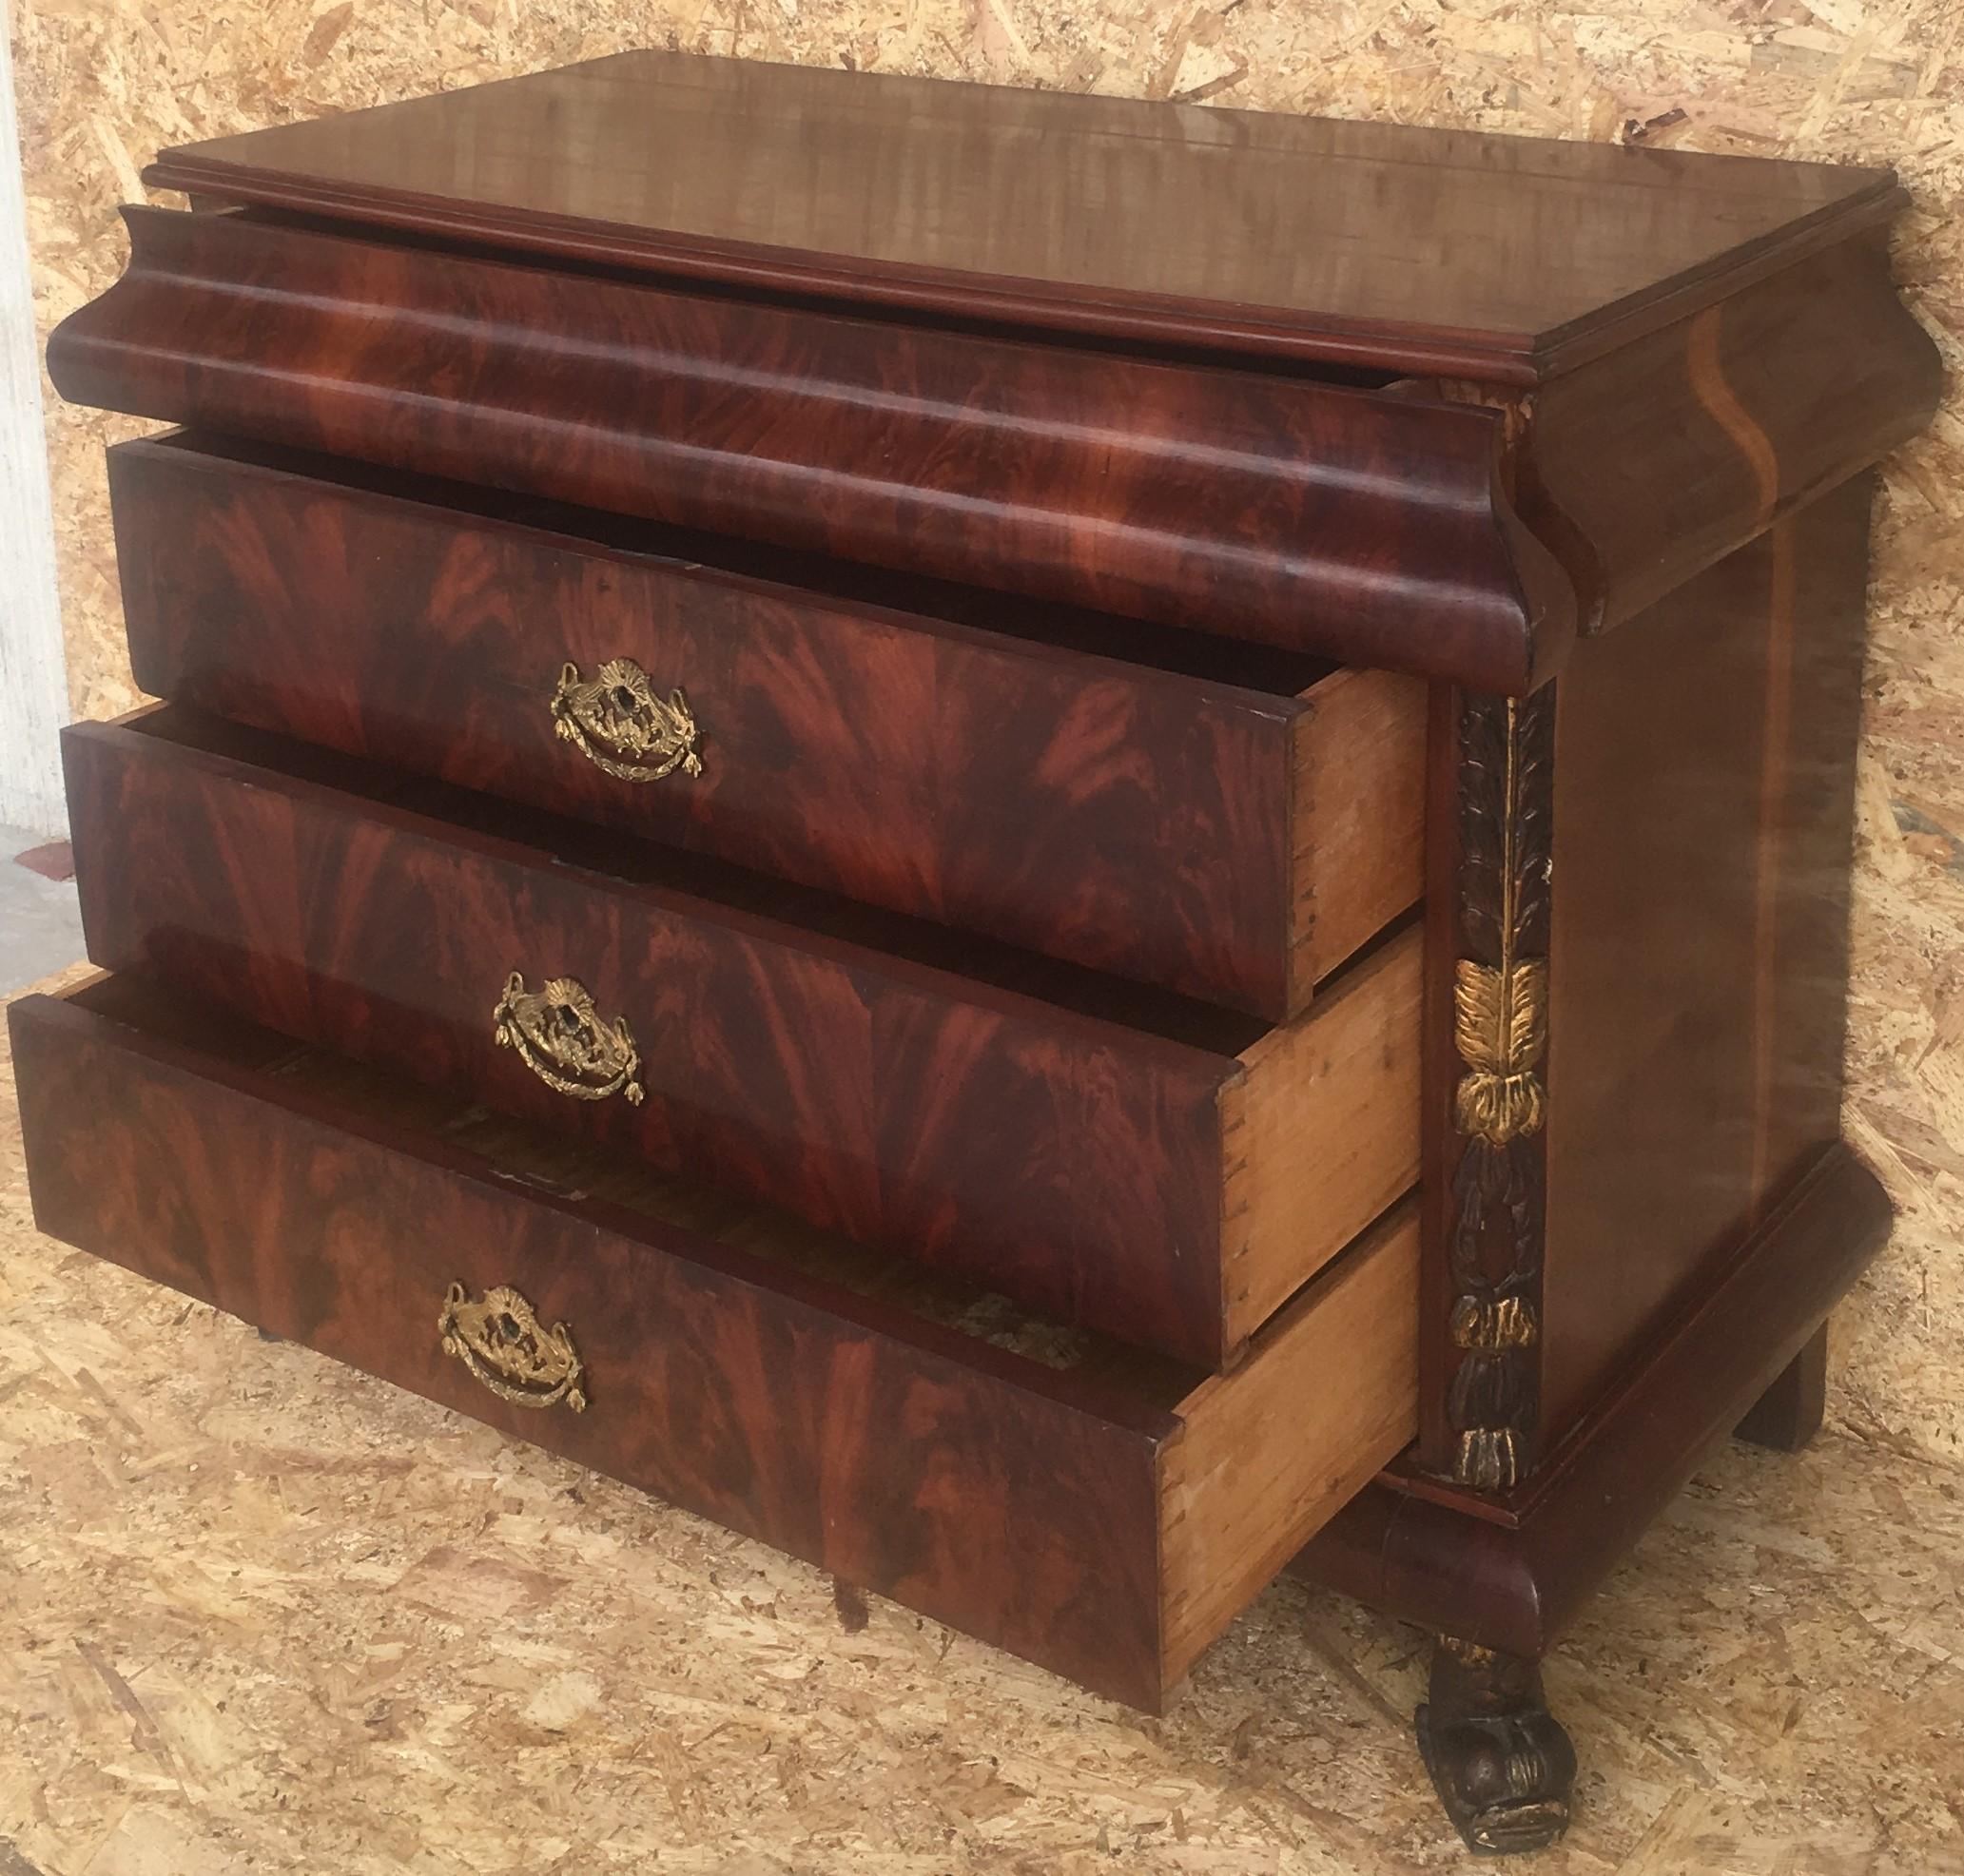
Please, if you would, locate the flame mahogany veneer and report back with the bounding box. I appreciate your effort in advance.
[49,203,1572,693]
[59,706,1422,1369]
[106,434,1427,1021]
[9,974,1418,1710]
[21,50,1941,1851]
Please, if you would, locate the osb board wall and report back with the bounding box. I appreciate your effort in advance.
[10,0,1963,1468]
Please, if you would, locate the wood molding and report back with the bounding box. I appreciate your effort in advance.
[136,49,1906,387]
[1523,231,1941,636]
[1418,684,1556,1482]
[47,204,1576,693]
[1295,1140,1894,1657]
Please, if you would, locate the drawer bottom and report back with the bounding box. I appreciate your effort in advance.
[9,973,1416,1711]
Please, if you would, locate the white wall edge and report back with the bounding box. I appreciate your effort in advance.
[0,19,69,840]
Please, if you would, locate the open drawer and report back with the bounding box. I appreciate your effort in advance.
[10,973,1418,1711]
[63,706,1422,1369]
[109,432,1426,1020]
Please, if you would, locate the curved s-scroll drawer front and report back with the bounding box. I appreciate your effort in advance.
[109,437,1425,1019]
[52,204,1572,691]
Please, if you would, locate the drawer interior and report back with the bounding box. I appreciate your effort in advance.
[18,970,1418,1705]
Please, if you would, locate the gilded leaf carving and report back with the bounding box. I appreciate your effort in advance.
[1449,1294,1540,1352]
[1454,1427,1521,1494]
[1442,687,1555,1494]
[1453,957,1548,1144]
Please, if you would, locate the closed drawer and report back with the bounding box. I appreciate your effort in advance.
[10,974,1419,1711]
[56,204,1569,693]
[64,707,1422,1370]
[110,435,1426,1020]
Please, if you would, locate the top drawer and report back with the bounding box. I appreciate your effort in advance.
[110,436,1425,1021]
[52,204,1572,691]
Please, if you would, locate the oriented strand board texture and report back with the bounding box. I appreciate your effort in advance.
[2,968,1963,1875]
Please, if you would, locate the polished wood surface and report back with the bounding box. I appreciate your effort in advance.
[62,706,1422,1369]
[143,49,1897,380]
[56,206,1937,700]
[8,973,1164,1706]
[1537,475,1875,1437]
[1404,476,1882,1475]
[1523,232,1941,634]
[109,434,1425,1019]
[25,54,1939,1818]
[49,205,1574,692]
[10,972,1419,1710]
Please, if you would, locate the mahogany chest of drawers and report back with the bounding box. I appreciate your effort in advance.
[16,51,1938,1852]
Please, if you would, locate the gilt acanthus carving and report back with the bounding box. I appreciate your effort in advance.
[1444,687,1554,1492]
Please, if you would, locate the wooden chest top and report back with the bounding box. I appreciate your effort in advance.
[143,48,1900,379]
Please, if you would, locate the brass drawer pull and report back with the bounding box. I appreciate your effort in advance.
[438,1283,588,1412]
[551,657,704,783]
[492,972,646,1106]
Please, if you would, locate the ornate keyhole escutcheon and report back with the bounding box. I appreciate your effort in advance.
[492,971,646,1106]
[438,1281,588,1412]
[551,657,704,783]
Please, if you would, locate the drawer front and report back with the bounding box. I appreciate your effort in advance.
[54,204,1571,692]
[4,979,1165,1707]
[64,711,1422,1368]
[110,437,1424,1019]
[10,977,1419,1711]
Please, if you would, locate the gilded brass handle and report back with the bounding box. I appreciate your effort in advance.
[492,972,646,1106]
[551,657,703,783]
[438,1282,588,1412]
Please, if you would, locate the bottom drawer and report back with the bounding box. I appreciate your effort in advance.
[10,974,1417,1712]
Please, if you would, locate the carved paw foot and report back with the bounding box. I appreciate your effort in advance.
[1416,1637,1577,1855]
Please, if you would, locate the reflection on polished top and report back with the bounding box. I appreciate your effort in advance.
[145,49,1898,377]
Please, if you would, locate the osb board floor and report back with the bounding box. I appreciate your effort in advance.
[1,971,1960,1876]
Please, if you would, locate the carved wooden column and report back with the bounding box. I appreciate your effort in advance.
[1436,686,1555,1489]
[1414,681,1572,1854]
